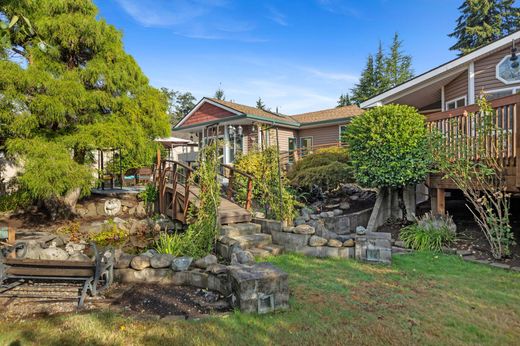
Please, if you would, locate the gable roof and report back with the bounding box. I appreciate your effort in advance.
[361,30,520,108]
[174,97,364,131]
[292,105,363,124]
[207,98,300,125]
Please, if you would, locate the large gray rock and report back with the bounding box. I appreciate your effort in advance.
[39,246,69,260]
[206,263,228,275]
[343,239,355,247]
[131,255,151,270]
[150,254,174,269]
[115,253,134,269]
[309,235,328,247]
[193,254,218,269]
[271,230,311,251]
[18,242,43,260]
[293,224,315,235]
[65,242,86,255]
[339,202,351,210]
[333,209,343,216]
[236,250,255,265]
[69,252,91,262]
[104,199,122,216]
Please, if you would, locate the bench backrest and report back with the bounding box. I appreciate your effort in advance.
[4,258,96,278]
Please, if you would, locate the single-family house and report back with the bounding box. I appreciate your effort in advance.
[362,30,520,213]
[172,97,363,166]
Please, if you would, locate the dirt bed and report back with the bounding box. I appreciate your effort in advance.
[0,282,230,321]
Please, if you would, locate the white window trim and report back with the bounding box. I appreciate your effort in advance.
[445,96,467,110]
[482,86,520,97]
[496,55,520,85]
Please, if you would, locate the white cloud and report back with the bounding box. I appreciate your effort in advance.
[316,0,361,17]
[266,6,288,26]
[115,0,263,41]
[301,67,358,82]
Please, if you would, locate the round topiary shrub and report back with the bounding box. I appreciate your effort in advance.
[344,104,431,189]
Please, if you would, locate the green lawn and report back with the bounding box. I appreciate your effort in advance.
[1,252,519,346]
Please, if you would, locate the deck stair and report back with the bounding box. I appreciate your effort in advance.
[220,223,284,258]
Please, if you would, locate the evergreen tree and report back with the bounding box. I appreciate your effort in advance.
[256,97,269,111]
[214,86,225,100]
[449,0,520,56]
[337,93,353,107]
[385,33,414,88]
[351,54,376,104]
[161,88,196,125]
[351,36,414,104]
[0,1,169,205]
[374,42,389,92]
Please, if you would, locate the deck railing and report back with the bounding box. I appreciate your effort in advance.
[426,93,520,188]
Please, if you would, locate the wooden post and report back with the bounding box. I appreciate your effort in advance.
[245,178,253,210]
[435,188,446,215]
[515,103,520,187]
[227,170,235,199]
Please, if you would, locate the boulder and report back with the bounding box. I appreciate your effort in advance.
[141,249,158,257]
[309,235,328,247]
[319,212,329,218]
[115,254,134,269]
[293,224,315,235]
[69,253,91,262]
[104,199,122,216]
[85,203,98,217]
[336,234,354,242]
[333,209,343,216]
[356,226,367,235]
[343,239,355,247]
[206,263,228,275]
[339,202,351,210]
[327,239,343,248]
[193,254,218,269]
[282,226,295,233]
[294,217,307,226]
[40,246,69,261]
[135,202,147,218]
[18,242,43,260]
[150,254,174,269]
[65,242,86,255]
[310,214,320,220]
[236,250,255,265]
[131,255,151,270]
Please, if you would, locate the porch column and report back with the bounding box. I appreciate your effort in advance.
[224,125,230,164]
[430,188,446,215]
[468,62,475,104]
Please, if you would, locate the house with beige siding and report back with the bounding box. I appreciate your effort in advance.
[172,97,362,166]
[361,30,520,213]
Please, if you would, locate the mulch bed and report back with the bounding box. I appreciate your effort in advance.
[113,284,231,319]
[0,283,230,321]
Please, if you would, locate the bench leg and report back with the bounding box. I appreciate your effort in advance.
[79,279,92,308]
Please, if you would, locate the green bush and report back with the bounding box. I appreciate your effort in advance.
[0,190,32,212]
[287,147,353,192]
[399,213,456,251]
[90,219,129,247]
[154,232,184,256]
[344,104,431,189]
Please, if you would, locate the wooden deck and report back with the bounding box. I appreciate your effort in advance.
[426,93,520,213]
[164,183,252,224]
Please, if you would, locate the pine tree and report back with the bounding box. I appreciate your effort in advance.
[337,93,353,107]
[351,36,414,104]
[0,1,170,204]
[374,42,389,93]
[214,87,225,100]
[161,88,196,125]
[449,0,520,56]
[256,97,267,110]
[385,33,414,88]
[351,54,376,104]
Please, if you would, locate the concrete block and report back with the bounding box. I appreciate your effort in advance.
[253,218,282,234]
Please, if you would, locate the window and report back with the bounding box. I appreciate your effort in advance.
[483,87,520,101]
[288,138,296,164]
[496,55,520,84]
[300,137,313,157]
[445,96,466,110]
[339,125,347,142]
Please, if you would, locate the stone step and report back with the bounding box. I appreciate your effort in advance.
[249,247,272,258]
[220,223,262,237]
[232,234,272,250]
[259,244,284,256]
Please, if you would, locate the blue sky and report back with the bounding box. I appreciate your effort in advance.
[94,0,462,114]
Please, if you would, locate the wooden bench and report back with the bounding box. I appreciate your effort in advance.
[0,244,114,307]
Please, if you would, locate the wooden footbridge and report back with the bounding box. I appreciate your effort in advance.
[156,160,254,225]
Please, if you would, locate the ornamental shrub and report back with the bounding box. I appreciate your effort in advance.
[287,146,353,193]
[399,213,456,251]
[344,104,432,189]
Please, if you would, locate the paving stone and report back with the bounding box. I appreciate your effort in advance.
[232,234,272,249]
